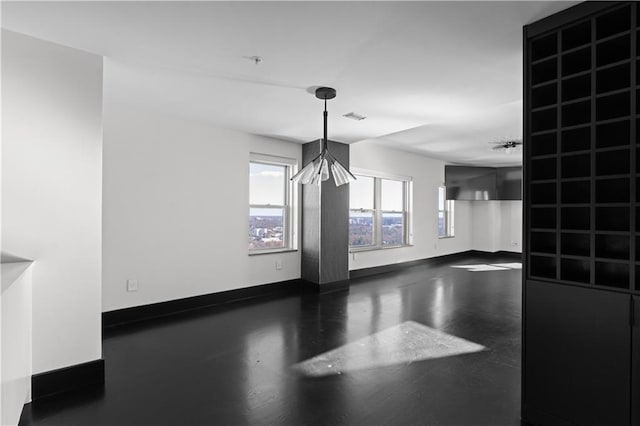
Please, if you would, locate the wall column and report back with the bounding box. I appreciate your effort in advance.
[300,139,350,292]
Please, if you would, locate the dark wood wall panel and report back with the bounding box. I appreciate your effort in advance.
[319,141,349,284]
[524,280,630,426]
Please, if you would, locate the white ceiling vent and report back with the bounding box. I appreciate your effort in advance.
[343,112,367,121]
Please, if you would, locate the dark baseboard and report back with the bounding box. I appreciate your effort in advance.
[469,249,523,260]
[349,250,523,279]
[493,250,523,260]
[349,250,473,279]
[103,279,302,329]
[300,279,350,294]
[32,359,105,401]
[104,250,522,328]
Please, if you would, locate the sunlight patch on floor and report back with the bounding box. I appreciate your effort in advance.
[293,321,485,377]
[451,262,522,272]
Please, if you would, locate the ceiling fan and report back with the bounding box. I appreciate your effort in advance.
[489,139,522,151]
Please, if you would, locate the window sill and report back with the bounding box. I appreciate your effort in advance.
[349,244,414,253]
[438,236,455,239]
[248,249,298,256]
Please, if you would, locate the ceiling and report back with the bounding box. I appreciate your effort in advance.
[2,1,577,166]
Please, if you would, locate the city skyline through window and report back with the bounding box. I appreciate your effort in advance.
[349,173,411,250]
[249,157,295,252]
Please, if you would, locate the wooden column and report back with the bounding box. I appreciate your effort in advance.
[300,139,350,293]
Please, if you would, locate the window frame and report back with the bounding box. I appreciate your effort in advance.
[248,153,298,255]
[438,186,455,239]
[349,169,413,252]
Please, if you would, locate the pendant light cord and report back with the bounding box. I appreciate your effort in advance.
[323,98,328,152]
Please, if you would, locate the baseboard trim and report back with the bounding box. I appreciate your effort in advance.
[32,359,105,401]
[104,250,523,328]
[349,250,523,279]
[300,279,350,294]
[349,250,472,279]
[103,279,302,329]
[472,250,522,260]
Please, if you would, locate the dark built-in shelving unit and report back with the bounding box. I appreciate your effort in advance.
[524,2,640,426]
[528,3,639,289]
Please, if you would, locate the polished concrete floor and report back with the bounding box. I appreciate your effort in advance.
[20,253,522,426]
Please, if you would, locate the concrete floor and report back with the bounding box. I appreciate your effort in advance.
[19,253,523,426]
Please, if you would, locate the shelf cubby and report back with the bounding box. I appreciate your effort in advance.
[532,107,558,132]
[562,100,591,126]
[596,5,631,40]
[531,157,556,180]
[595,261,630,288]
[596,177,630,203]
[596,63,630,94]
[595,234,630,259]
[562,207,591,230]
[561,257,591,283]
[596,206,630,231]
[561,153,591,178]
[595,148,630,176]
[532,33,558,62]
[562,126,591,152]
[563,74,591,102]
[531,182,557,205]
[531,231,557,254]
[530,255,557,279]
[532,82,558,108]
[531,133,557,156]
[561,232,590,256]
[532,57,558,85]
[563,47,591,76]
[596,91,630,121]
[596,120,630,148]
[596,34,630,67]
[562,180,590,204]
[563,20,592,51]
[531,207,556,229]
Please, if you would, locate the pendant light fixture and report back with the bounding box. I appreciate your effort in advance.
[291,87,357,186]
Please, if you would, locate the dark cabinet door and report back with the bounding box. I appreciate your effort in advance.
[524,280,630,426]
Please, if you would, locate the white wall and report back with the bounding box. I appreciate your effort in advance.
[348,143,473,271]
[1,30,103,374]
[471,201,522,253]
[102,96,302,312]
[1,260,32,426]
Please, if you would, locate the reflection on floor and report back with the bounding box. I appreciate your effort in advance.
[294,320,485,377]
[451,262,522,271]
[19,252,522,426]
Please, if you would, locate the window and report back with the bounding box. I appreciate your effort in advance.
[438,186,455,238]
[249,154,297,253]
[349,171,412,250]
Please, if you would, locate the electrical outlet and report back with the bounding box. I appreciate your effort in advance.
[127,279,138,292]
[275,260,283,270]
